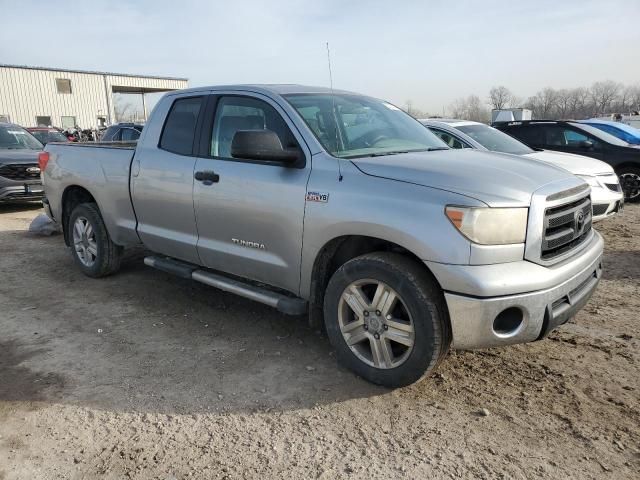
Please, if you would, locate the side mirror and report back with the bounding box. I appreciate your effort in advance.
[579,140,594,150]
[231,130,301,165]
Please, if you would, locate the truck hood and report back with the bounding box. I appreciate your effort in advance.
[351,149,577,206]
[522,150,613,176]
[0,149,41,165]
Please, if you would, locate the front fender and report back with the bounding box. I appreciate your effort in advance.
[299,158,481,298]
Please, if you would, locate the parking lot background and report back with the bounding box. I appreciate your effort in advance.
[0,204,638,479]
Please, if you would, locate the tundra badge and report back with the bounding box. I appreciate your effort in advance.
[232,238,266,250]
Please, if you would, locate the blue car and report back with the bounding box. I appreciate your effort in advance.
[579,119,640,145]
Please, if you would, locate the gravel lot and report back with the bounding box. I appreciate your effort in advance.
[0,203,638,479]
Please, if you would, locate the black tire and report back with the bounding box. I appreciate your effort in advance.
[323,252,450,388]
[617,166,640,203]
[68,202,123,278]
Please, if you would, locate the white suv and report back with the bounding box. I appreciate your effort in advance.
[421,119,624,222]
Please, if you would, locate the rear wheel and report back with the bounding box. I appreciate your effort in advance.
[68,202,123,277]
[618,166,640,202]
[323,252,450,388]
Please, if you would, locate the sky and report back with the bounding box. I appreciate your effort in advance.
[1,0,639,114]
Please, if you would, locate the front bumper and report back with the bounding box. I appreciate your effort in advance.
[591,184,624,222]
[0,184,44,202]
[428,231,604,349]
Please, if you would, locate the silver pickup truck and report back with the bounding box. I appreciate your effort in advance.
[41,85,603,387]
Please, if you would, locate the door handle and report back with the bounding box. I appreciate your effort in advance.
[194,170,220,185]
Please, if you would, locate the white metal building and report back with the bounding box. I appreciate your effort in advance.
[0,64,188,128]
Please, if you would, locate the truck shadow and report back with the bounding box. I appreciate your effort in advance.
[0,229,386,415]
[0,202,43,214]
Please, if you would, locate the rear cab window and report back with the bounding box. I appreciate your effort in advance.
[159,96,204,155]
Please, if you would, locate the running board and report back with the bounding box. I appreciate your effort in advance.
[144,256,307,316]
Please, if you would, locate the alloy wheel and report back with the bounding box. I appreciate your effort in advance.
[620,172,640,200]
[337,279,415,369]
[72,216,98,267]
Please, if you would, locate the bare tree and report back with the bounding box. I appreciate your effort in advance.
[448,95,490,122]
[525,88,558,119]
[114,99,136,122]
[404,100,428,119]
[577,87,594,118]
[554,89,572,118]
[628,85,640,113]
[452,80,640,121]
[509,95,524,108]
[488,86,513,110]
[615,85,640,113]
[590,80,622,116]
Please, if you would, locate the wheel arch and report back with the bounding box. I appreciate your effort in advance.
[61,185,98,246]
[307,234,445,328]
[614,162,640,173]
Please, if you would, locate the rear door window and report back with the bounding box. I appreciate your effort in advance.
[160,96,204,155]
[544,125,591,146]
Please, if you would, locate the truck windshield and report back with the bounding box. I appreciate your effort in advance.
[0,125,43,150]
[285,93,448,158]
[455,124,534,155]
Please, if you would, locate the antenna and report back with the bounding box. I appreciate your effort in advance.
[326,41,343,181]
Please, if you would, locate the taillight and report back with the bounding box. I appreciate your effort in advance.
[38,152,50,171]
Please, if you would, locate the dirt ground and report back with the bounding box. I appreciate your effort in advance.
[0,203,638,480]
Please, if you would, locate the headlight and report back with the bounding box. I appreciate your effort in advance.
[577,175,600,188]
[445,206,528,245]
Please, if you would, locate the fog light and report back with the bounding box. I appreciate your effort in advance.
[493,307,524,336]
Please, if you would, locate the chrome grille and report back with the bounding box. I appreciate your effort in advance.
[541,195,592,260]
[0,163,40,181]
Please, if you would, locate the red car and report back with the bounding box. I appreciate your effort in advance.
[26,127,71,145]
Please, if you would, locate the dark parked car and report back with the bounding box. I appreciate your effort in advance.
[26,127,70,145]
[100,123,143,142]
[0,123,45,203]
[494,120,640,202]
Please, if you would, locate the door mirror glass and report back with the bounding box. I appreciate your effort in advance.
[231,130,300,164]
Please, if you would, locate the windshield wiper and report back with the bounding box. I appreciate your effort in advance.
[368,150,410,157]
[344,147,449,159]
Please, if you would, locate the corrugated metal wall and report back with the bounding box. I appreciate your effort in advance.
[0,66,187,128]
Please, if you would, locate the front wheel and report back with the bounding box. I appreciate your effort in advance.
[618,166,640,203]
[68,202,123,277]
[323,252,450,388]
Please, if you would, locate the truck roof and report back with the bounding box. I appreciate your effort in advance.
[169,84,359,97]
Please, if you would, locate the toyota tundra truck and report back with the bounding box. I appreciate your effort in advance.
[41,85,603,387]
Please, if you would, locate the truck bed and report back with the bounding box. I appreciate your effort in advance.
[49,141,138,150]
[44,142,140,246]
